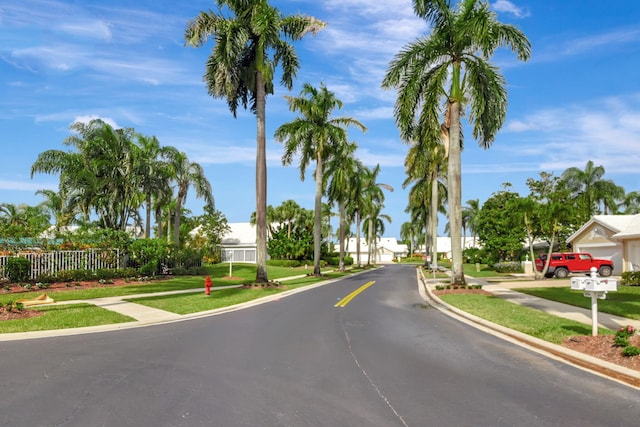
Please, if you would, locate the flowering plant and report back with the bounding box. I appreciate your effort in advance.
[616,325,635,338]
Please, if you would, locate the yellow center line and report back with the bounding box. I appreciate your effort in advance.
[334,281,376,307]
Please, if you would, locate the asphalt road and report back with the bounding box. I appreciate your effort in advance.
[0,264,638,426]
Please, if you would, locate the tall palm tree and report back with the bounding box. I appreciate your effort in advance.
[382,0,531,284]
[404,120,448,269]
[561,160,625,221]
[362,203,391,264]
[165,150,214,247]
[134,135,176,238]
[185,0,325,284]
[350,164,393,267]
[275,83,366,276]
[325,141,359,271]
[400,221,418,256]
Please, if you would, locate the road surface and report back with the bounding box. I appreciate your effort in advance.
[0,264,638,426]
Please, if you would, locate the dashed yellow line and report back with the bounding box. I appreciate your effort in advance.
[335,281,376,307]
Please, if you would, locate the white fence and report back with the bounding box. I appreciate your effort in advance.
[0,249,121,281]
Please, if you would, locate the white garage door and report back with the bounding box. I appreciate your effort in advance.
[575,245,622,275]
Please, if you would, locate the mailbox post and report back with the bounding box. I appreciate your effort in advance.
[570,267,617,336]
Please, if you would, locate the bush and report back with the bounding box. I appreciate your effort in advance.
[267,259,302,267]
[622,346,640,357]
[323,256,354,266]
[492,261,523,274]
[5,257,31,283]
[139,261,159,277]
[620,271,640,286]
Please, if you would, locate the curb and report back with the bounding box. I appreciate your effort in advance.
[416,269,640,389]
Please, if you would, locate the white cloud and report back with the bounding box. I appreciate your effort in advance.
[57,20,112,41]
[491,1,530,18]
[502,94,640,175]
[73,115,119,129]
[0,180,56,192]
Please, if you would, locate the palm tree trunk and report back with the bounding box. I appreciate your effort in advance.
[430,171,439,271]
[355,213,362,267]
[173,191,185,248]
[448,99,465,285]
[338,200,346,271]
[255,70,269,284]
[313,156,323,275]
[145,195,152,238]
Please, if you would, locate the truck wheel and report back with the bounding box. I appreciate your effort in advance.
[599,266,612,277]
[554,268,569,278]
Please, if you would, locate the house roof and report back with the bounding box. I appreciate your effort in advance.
[568,214,640,242]
[221,223,256,245]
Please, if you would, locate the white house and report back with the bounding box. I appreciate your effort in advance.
[342,237,408,264]
[416,236,478,260]
[219,222,258,263]
[567,214,640,274]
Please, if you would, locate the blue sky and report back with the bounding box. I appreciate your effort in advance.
[2,0,640,239]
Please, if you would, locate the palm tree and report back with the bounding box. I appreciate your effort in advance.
[325,142,359,271]
[32,119,144,231]
[165,150,214,247]
[404,120,448,269]
[621,191,640,214]
[362,203,391,264]
[382,0,531,284]
[400,221,418,257]
[275,83,366,276]
[185,0,325,284]
[350,164,393,266]
[561,160,623,223]
[134,135,176,238]
[35,189,72,231]
[462,198,481,247]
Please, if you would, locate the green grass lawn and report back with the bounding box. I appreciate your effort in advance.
[0,263,343,305]
[128,271,350,314]
[515,285,640,320]
[0,266,358,332]
[0,304,134,334]
[439,293,613,343]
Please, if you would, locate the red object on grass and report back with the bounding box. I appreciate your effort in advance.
[204,276,212,295]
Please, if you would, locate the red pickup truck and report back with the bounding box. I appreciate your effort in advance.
[535,252,614,278]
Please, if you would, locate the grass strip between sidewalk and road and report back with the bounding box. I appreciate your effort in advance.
[0,304,134,334]
[128,272,348,315]
[439,293,614,344]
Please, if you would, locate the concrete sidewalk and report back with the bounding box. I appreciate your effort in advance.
[483,282,640,332]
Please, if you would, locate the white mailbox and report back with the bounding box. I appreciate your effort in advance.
[570,277,590,290]
[585,278,617,292]
[571,267,618,336]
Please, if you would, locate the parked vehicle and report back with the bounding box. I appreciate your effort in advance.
[535,252,614,278]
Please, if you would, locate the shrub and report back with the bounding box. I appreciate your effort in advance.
[621,346,640,357]
[5,257,31,283]
[267,259,301,267]
[614,336,630,347]
[620,271,640,286]
[492,261,523,274]
[139,261,159,277]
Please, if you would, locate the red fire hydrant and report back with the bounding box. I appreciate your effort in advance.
[204,276,212,295]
